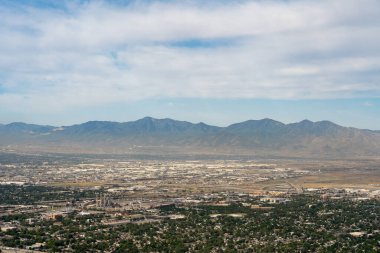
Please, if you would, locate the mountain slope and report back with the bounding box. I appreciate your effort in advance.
[0,117,379,157]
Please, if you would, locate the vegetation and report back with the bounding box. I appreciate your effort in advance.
[0,185,98,205]
[1,194,379,252]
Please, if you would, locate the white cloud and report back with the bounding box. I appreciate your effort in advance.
[279,66,321,76]
[0,0,380,112]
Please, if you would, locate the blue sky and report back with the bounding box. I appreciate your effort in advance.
[0,0,379,129]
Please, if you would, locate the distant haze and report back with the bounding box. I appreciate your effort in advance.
[1,117,380,158]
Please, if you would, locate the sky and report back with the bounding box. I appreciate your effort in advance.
[0,0,379,129]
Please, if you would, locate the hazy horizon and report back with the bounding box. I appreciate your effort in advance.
[1,113,380,131]
[1,0,379,129]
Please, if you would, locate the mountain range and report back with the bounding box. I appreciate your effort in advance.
[1,117,380,158]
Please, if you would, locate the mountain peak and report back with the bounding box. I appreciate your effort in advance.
[315,120,340,127]
[140,116,156,121]
[298,119,314,125]
[6,122,32,127]
[259,118,285,125]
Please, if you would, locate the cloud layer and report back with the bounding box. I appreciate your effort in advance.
[0,0,380,112]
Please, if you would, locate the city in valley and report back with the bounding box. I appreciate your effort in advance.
[0,153,379,252]
[1,0,380,252]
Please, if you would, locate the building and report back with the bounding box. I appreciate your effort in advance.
[96,193,112,208]
[260,197,290,204]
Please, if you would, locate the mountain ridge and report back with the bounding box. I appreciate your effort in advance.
[1,117,377,131]
[1,117,379,158]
